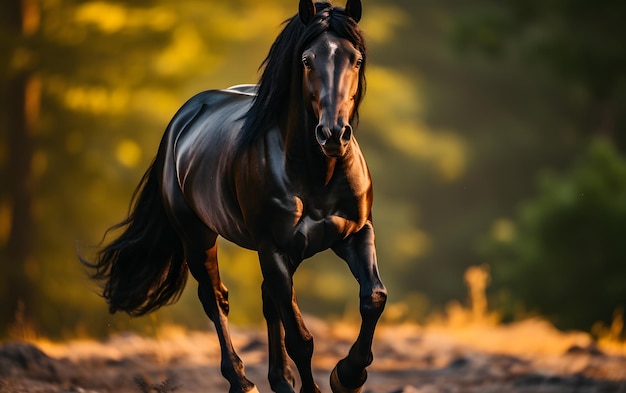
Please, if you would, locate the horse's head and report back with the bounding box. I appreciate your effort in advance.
[299,0,365,158]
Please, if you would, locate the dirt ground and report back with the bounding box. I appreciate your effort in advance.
[1,318,626,393]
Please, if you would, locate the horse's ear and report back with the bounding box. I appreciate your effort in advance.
[345,0,362,23]
[299,0,316,25]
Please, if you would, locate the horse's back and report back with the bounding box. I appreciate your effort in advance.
[173,87,254,163]
[164,87,257,247]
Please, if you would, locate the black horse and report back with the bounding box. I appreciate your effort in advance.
[86,1,386,392]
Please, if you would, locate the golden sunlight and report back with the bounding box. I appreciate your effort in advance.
[593,307,626,356]
[360,5,409,44]
[154,25,205,76]
[209,4,286,42]
[115,139,142,168]
[363,66,466,181]
[131,88,180,123]
[64,86,130,114]
[126,7,177,31]
[464,265,491,324]
[74,2,128,34]
[74,3,176,33]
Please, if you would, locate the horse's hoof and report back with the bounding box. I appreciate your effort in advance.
[330,366,364,393]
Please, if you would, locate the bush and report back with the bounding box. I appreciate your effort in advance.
[486,138,626,331]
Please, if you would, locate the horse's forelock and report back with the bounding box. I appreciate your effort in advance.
[297,4,366,64]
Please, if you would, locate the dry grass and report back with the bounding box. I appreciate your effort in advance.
[4,264,625,393]
[18,265,626,362]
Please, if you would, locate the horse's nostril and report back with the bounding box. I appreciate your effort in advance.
[316,125,330,144]
[341,125,353,142]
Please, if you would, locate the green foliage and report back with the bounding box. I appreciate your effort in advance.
[486,139,626,330]
[451,0,626,98]
[450,0,626,153]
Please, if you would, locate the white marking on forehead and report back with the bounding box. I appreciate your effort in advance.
[328,41,339,58]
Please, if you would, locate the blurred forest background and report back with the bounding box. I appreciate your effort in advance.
[1,0,625,339]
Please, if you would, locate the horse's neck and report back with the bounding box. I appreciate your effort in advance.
[283,118,323,181]
[285,136,365,192]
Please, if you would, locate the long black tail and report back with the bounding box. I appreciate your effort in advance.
[83,157,188,316]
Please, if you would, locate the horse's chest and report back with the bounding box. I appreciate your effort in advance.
[294,194,352,223]
[273,194,363,259]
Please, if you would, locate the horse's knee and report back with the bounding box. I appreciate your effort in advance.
[360,288,387,320]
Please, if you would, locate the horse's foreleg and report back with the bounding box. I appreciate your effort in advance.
[259,245,321,393]
[262,281,296,392]
[187,244,258,393]
[331,222,387,393]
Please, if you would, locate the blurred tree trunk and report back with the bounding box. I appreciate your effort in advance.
[0,0,40,337]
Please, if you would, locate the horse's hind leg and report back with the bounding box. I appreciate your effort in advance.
[185,237,258,393]
[162,191,256,390]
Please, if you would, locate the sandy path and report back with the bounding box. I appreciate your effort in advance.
[1,319,625,393]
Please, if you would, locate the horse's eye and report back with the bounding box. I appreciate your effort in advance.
[355,58,363,68]
[302,57,312,70]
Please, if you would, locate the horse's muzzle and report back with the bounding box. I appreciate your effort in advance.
[316,124,352,157]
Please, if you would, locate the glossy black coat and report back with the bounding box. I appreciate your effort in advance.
[87,2,386,393]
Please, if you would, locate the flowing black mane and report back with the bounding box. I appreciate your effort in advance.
[239,2,367,151]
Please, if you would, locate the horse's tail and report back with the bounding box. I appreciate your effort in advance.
[82,152,188,317]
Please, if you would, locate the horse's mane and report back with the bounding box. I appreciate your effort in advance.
[238,2,367,152]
